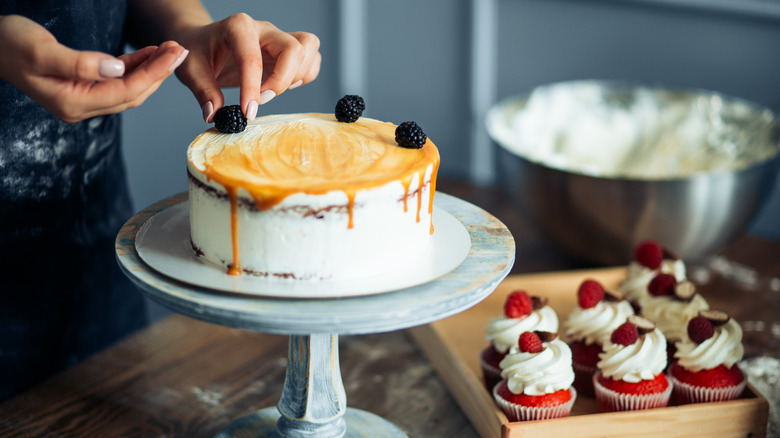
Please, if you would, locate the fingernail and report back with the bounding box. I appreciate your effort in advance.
[202,101,214,123]
[289,80,303,90]
[169,49,189,72]
[258,90,276,105]
[245,100,258,121]
[99,59,124,78]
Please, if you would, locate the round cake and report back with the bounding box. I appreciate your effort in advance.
[186,112,440,280]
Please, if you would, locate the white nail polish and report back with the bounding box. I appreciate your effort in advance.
[99,59,124,78]
[258,90,276,105]
[246,100,258,121]
[289,80,303,90]
[202,101,214,123]
[169,50,189,72]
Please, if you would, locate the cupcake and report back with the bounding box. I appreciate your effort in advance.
[593,316,672,412]
[565,279,634,396]
[668,310,746,404]
[493,331,577,421]
[639,275,709,363]
[481,290,559,391]
[620,240,686,312]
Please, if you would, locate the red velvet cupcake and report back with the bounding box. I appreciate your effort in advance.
[481,290,559,391]
[668,310,746,404]
[564,279,634,396]
[492,331,577,421]
[593,316,672,412]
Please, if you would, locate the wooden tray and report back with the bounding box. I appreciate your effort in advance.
[409,267,769,438]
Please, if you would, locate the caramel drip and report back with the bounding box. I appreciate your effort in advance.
[346,191,355,229]
[429,164,439,235]
[416,174,422,223]
[227,186,241,276]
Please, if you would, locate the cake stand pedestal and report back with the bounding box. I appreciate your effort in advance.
[116,192,514,437]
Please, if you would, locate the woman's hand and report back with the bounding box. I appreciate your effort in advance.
[171,13,321,122]
[0,15,188,123]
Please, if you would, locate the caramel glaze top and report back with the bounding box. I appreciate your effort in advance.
[187,113,440,276]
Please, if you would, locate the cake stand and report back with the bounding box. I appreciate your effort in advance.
[116,192,515,437]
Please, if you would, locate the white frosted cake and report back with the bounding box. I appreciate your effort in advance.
[186,113,440,280]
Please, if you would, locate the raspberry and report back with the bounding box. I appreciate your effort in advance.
[395,121,427,148]
[610,321,639,346]
[634,240,663,269]
[577,279,605,309]
[334,94,365,123]
[213,105,247,133]
[687,316,714,343]
[503,290,533,319]
[518,331,544,353]
[648,273,676,297]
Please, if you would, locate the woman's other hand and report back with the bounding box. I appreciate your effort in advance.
[0,15,188,123]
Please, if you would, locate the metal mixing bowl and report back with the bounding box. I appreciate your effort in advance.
[487,80,780,265]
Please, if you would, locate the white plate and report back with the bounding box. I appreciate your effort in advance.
[135,202,471,298]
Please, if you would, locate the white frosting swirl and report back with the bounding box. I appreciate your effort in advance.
[565,300,635,345]
[620,259,686,304]
[598,327,667,383]
[639,294,709,342]
[674,318,744,371]
[485,306,559,353]
[499,338,575,395]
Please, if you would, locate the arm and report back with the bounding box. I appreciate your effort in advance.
[126,0,322,122]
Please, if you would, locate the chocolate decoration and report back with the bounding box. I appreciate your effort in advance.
[627,315,656,335]
[531,296,549,310]
[699,309,730,326]
[604,289,625,302]
[674,281,697,302]
[662,247,680,260]
[534,331,558,342]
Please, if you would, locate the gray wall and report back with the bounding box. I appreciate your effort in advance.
[122,0,780,320]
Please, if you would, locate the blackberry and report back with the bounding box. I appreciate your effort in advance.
[214,105,247,133]
[334,95,365,123]
[395,121,427,148]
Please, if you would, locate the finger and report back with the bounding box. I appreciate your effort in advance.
[288,32,321,87]
[175,52,225,123]
[256,33,305,98]
[118,46,158,73]
[77,44,186,113]
[225,14,264,120]
[301,51,322,85]
[36,44,127,80]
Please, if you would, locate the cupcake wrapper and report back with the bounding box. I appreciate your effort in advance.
[667,372,746,404]
[492,382,577,422]
[479,349,503,392]
[572,361,598,397]
[592,372,672,412]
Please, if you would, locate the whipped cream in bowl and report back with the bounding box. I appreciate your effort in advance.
[487,80,780,265]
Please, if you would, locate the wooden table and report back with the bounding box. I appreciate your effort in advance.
[1,179,778,437]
